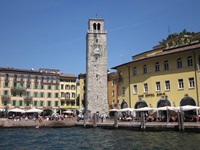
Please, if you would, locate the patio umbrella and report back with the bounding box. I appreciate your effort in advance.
[8,108,25,113]
[156,106,176,111]
[135,107,154,112]
[63,110,73,114]
[118,108,135,112]
[26,108,43,113]
[176,105,200,111]
[109,109,118,112]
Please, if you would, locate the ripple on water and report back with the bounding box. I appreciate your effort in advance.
[0,127,200,150]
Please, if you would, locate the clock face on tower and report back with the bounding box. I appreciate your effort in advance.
[91,44,103,56]
[94,47,100,55]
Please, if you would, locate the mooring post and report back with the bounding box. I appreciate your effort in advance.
[180,112,185,132]
[140,112,145,131]
[93,113,97,127]
[114,111,118,128]
[178,112,181,131]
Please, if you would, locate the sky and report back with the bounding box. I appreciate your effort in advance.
[0,0,200,76]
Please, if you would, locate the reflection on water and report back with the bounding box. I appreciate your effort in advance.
[0,127,200,150]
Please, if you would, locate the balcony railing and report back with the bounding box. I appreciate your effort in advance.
[24,96,33,101]
[11,86,26,91]
[1,95,11,100]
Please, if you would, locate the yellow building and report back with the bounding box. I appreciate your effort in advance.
[112,33,200,109]
[107,72,118,109]
[78,73,86,109]
[59,74,79,112]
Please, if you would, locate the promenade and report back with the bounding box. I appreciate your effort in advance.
[0,118,76,128]
[76,119,200,132]
[1,118,200,132]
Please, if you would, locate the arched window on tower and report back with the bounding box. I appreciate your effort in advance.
[93,23,96,30]
[97,23,101,30]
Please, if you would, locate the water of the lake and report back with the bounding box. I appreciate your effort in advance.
[0,127,199,150]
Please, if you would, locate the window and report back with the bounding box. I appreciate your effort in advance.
[122,87,125,96]
[93,23,96,30]
[112,90,114,97]
[20,83,23,88]
[27,76,31,82]
[14,75,17,81]
[72,93,75,98]
[5,74,9,80]
[66,85,70,90]
[164,60,169,70]
[189,77,195,88]
[155,62,160,72]
[56,77,59,83]
[61,84,64,90]
[14,83,17,88]
[19,92,22,97]
[144,83,148,93]
[5,82,9,87]
[55,101,59,107]
[47,93,51,98]
[12,100,16,106]
[34,101,37,106]
[35,76,38,82]
[47,101,51,107]
[48,85,51,90]
[133,67,137,76]
[13,92,16,97]
[61,92,64,97]
[27,84,31,89]
[97,23,101,30]
[112,80,115,87]
[156,82,161,91]
[178,79,184,89]
[61,101,64,106]
[26,91,30,97]
[40,101,44,107]
[133,85,137,94]
[71,85,75,90]
[41,84,44,89]
[4,90,8,95]
[187,56,193,66]
[40,92,44,98]
[34,84,38,89]
[46,77,50,82]
[26,101,30,106]
[41,76,44,82]
[34,92,38,97]
[66,93,70,99]
[20,75,24,82]
[177,58,182,68]
[165,80,170,91]
[3,100,8,106]
[19,100,23,106]
[55,93,59,98]
[143,65,147,74]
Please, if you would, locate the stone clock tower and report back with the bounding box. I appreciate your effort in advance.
[85,18,108,116]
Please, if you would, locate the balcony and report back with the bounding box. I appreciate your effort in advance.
[60,105,79,109]
[11,86,26,91]
[24,96,33,101]
[1,95,11,100]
